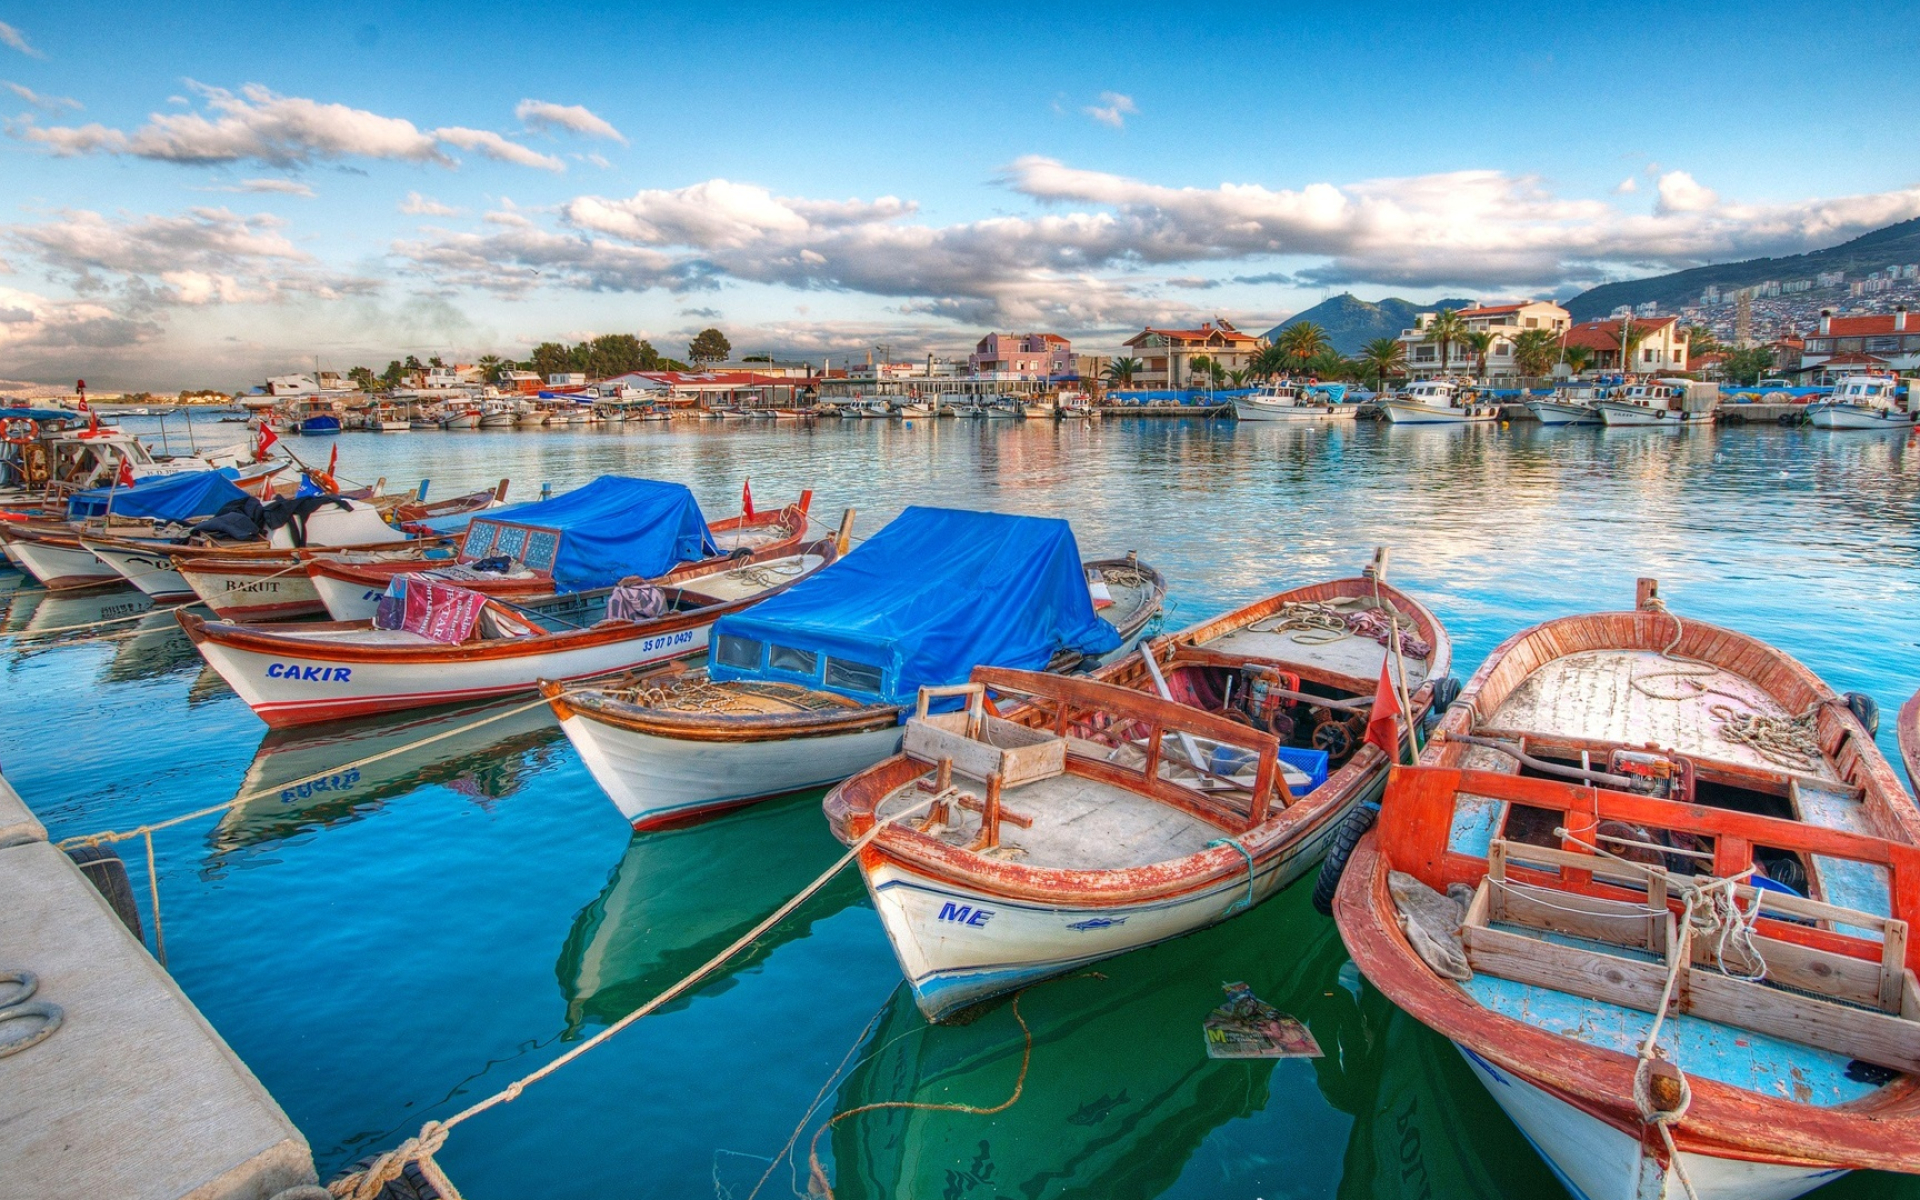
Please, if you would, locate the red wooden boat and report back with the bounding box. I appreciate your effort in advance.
[1331,579,1920,1200]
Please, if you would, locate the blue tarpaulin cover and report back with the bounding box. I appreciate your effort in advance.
[428,475,716,592]
[67,469,250,522]
[709,506,1120,705]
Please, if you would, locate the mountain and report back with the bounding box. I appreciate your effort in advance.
[1565,217,1920,320]
[1265,294,1474,354]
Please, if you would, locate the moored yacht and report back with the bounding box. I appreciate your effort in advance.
[1807,375,1913,430]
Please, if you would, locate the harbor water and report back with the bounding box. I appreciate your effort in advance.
[6,416,1920,1199]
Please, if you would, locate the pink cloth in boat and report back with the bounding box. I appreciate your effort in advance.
[375,573,489,644]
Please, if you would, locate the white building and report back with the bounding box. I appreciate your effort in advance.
[1396,300,1572,379]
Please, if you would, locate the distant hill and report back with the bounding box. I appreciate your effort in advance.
[1266,294,1474,354]
[1565,217,1920,320]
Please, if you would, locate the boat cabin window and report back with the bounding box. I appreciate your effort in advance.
[714,634,764,670]
[766,644,819,677]
[823,656,884,695]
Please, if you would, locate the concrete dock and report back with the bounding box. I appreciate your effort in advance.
[0,774,319,1200]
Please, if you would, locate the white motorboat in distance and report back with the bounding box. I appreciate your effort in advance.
[1807,375,1914,430]
[1594,380,1717,426]
[1378,380,1501,425]
[1525,383,1608,426]
[1233,381,1357,421]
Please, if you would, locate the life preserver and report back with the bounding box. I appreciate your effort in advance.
[1,417,38,445]
[306,470,340,494]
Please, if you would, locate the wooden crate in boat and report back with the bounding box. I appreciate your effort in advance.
[903,714,1065,787]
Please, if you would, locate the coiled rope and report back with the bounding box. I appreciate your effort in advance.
[1629,599,1825,772]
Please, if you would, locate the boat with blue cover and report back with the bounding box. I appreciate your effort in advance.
[1332,578,1920,1200]
[822,554,1450,1019]
[542,507,1165,830]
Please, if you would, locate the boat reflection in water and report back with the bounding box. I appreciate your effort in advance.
[822,887,1364,1200]
[555,790,861,1035]
[210,697,565,857]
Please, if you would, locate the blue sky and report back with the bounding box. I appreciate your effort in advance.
[2,1,1916,388]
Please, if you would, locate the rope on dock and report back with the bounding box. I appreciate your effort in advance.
[325,792,939,1200]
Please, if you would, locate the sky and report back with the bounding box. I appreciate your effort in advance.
[2,1,1917,390]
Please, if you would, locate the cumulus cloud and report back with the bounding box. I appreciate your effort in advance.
[516,99,625,144]
[0,21,41,58]
[20,83,565,172]
[1613,177,1638,195]
[201,178,316,197]
[400,191,462,216]
[1083,92,1137,129]
[388,159,1920,328]
[0,287,158,356]
[6,81,78,111]
[433,126,564,172]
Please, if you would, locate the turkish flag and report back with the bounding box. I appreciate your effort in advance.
[327,443,339,478]
[1364,659,1404,761]
[254,424,279,462]
[117,456,136,487]
[741,477,754,518]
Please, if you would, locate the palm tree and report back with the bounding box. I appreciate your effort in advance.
[1187,354,1213,390]
[1510,328,1561,379]
[1462,330,1495,380]
[1228,369,1248,388]
[1103,356,1142,388]
[476,354,503,381]
[1356,338,1406,393]
[1422,309,1469,376]
[1250,343,1289,379]
[1563,344,1593,376]
[1616,319,1649,375]
[1277,322,1328,371]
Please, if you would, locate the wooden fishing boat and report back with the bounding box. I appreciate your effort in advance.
[1378,380,1500,425]
[1900,685,1920,794]
[821,554,1452,1021]
[1,523,126,590]
[543,510,1163,831]
[306,490,811,622]
[1330,579,1920,1200]
[181,538,837,728]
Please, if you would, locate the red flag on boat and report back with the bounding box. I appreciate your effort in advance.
[741,478,754,519]
[254,423,279,462]
[86,407,100,435]
[116,455,135,488]
[327,443,339,478]
[1365,659,1404,761]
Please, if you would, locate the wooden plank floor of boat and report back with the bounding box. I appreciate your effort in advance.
[875,769,1220,870]
[1206,623,1430,686]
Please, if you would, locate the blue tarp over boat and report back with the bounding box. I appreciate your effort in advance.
[429,475,717,592]
[66,469,250,522]
[709,506,1119,706]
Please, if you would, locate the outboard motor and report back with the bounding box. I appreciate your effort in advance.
[1605,748,1696,805]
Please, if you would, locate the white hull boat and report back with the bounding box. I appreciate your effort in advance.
[1525,399,1600,426]
[1594,402,1712,427]
[1807,404,1915,430]
[81,538,194,601]
[3,530,122,590]
[1379,401,1499,424]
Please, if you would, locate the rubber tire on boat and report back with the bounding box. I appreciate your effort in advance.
[65,845,143,941]
[1430,675,1462,715]
[1311,801,1380,917]
[1845,691,1880,737]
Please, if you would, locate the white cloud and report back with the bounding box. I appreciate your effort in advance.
[0,21,41,59]
[21,83,567,172]
[432,126,564,172]
[400,191,462,216]
[1655,170,1718,215]
[516,99,625,144]
[1083,92,1137,129]
[1613,177,1638,195]
[0,286,156,355]
[199,178,316,197]
[5,81,78,111]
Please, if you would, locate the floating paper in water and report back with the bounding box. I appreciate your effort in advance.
[1202,981,1322,1059]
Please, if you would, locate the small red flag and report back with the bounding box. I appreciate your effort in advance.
[1365,659,1404,761]
[87,407,99,435]
[116,455,136,487]
[741,478,754,519]
[327,443,339,477]
[254,424,279,462]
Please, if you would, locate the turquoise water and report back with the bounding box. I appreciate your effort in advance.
[5,416,1920,1199]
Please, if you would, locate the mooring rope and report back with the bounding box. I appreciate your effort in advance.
[326,791,938,1200]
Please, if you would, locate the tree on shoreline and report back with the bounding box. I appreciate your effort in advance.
[688,328,731,365]
[1462,330,1494,378]
[1422,309,1468,376]
[1103,356,1142,387]
[1356,338,1405,393]
[1511,328,1560,378]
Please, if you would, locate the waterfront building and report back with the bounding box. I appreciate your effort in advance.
[1397,299,1571,379]
[1799,307,1920,373]
[967,333,1072,380]
[1120,319,1263,387]
[500,370,543,394]
[1562,316,1691,372]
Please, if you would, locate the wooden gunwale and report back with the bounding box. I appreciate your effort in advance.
[1901,686,1920,799]
[178,538,835,665]
[1334,831,1920,1173]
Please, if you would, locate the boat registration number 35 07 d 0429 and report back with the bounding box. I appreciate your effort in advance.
[640,629,699,655]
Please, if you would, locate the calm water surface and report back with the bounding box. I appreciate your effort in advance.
[6,417,1920,1199]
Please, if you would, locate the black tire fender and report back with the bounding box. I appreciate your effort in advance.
[1312,801,1380,917]
[1845,691,1880,738]
[66,844,143,941]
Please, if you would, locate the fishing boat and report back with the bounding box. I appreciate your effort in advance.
[542,508,1164,831]
[478,399,518,429]
[822,558,1451,1019]
[288,398,343,436]
[1233,381,1357,421]
[1900,685,1920,792]
[1595,380,1717,426]
[1807,375,1914,430]
[1378,380,1500,425]
[181,533,838,728]
[1330,578,1920,1200]
[170,499,431,621]
[439,405,482,431]
[1526,383,1609,426]
[3,468,269,594]
[306,479,811,621]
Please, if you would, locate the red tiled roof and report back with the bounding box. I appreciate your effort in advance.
[1819,314,1916,336]
[1457,304,1524,317]
[1818,352,1891,365]
[1125,323,1260,346]
[1563,317,1679,352]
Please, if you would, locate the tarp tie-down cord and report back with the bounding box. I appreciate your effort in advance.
[1207,836,1258,913]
